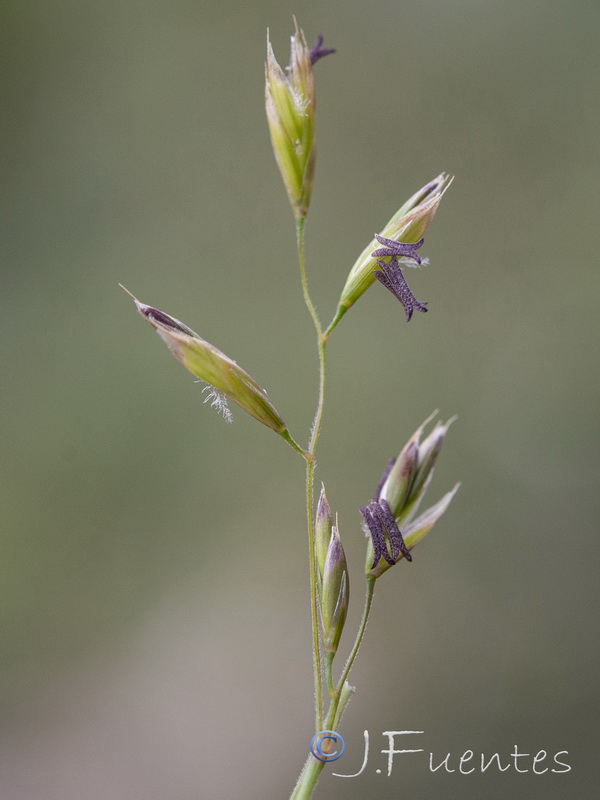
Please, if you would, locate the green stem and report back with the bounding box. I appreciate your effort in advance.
[324,304,347,339]
[290,218,377,797]
[295,218,322,343]
[281,429,311,460]
[325,652,335,700]
[295,216,328,734]
[304,455,323,732]
[290,697,338,800]
[310,335,327,454]
[290,754,326,800]
[335,576,376,696]
[290,578,377,800]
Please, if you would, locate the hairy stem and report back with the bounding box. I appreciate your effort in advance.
[290,752,326,800]
[325,652,335,700]
[304,455,323,732]
[295,217,328,733]
[290,578,376,799]
[296,217,323,343]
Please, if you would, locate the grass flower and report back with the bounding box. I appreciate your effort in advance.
[329,173,452,332]
[320,522,349,655]
[364,414,460,578]
[265,23,334,219]
[123,289,304,453]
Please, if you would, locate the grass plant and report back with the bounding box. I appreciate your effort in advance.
[124,20,459,799]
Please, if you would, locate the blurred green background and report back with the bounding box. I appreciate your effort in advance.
[2,0,599,797]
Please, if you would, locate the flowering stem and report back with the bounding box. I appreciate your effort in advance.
[293,218,378,800]
[293,214,379,800]
[295,216,329,734]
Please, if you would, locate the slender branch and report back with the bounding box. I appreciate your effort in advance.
[324,305,346,339]
[295,218,323,341]
[335,576,376,696]
[281,429,311,460]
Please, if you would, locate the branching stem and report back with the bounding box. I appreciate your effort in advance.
[295,216,328,734]
[293,220,377,800]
